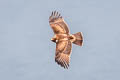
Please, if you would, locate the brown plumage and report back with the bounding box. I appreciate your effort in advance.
[49,11,83,69]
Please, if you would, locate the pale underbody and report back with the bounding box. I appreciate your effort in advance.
[51,34,76,43]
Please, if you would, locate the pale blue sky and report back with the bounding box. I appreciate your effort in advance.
[0,0,120,80]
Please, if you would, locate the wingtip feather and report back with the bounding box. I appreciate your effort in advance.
[49,11,62,22]
[55,53,70,69]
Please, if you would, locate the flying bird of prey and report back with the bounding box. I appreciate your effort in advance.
[49,11,83,69]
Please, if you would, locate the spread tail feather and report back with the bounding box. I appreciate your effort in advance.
[72,32,83,46]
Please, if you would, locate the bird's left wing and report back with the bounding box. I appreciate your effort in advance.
[49,11,69,34]
[55,40,72,69]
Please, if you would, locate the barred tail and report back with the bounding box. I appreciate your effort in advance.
[72,32,83,46]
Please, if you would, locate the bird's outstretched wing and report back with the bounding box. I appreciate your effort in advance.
[55,40,72,69]
[49,11,69,34]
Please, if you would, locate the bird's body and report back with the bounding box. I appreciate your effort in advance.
[51,34,75,43]
[49,11,83,69]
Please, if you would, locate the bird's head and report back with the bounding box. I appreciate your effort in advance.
[51,38,58,43]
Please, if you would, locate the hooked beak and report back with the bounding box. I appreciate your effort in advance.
[51,38,56,43]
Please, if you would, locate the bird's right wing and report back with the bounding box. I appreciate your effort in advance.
[55,40,72,69]
[49,11,69,34]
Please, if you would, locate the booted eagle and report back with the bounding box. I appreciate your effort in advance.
[49,11,83,69]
